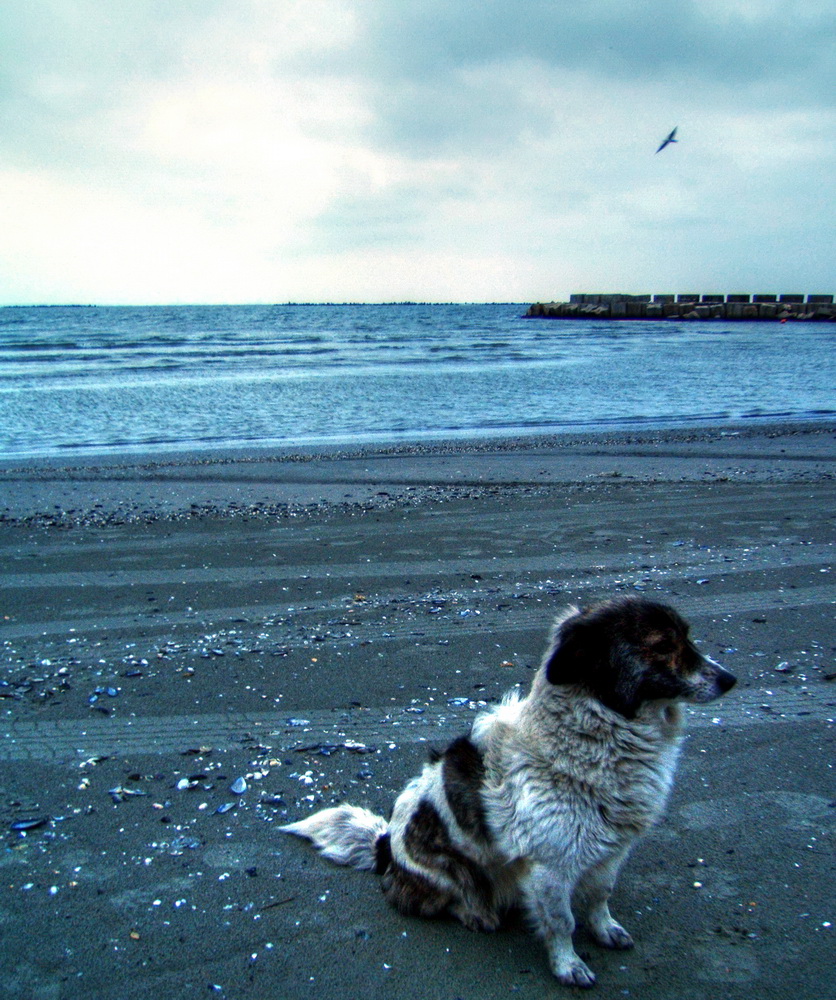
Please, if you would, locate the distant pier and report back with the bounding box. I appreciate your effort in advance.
[526,293,835,321]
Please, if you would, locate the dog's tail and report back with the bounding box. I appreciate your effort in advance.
[280,804,391,873]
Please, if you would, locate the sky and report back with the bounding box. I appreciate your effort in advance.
[0,0,833,305]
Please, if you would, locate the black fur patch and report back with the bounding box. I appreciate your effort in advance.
[403,800,495,911]
[374,831,393,875]
[441,737,492,843]
[381,859,452,918]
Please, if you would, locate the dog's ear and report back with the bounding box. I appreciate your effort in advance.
[604,641,646,718]
[545,614,645,718]
[545,614,608,686]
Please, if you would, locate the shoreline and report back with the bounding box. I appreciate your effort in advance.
[1,418,834,527]
[2,415,834,473]
[2,414,833,468]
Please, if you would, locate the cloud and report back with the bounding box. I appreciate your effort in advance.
[357,0,835,88]
[342,0,835,173]
[0,1,833,303]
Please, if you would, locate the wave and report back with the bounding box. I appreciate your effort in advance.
[0,304,833,459]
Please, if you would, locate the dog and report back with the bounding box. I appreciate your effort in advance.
[280,597,736,987]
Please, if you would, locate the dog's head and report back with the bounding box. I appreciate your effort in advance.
[544,597,736,718]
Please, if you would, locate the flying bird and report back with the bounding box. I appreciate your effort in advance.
[655,127,678,153]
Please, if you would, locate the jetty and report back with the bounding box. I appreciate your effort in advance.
[526,293,835,321]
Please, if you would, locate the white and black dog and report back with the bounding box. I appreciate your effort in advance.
[281,597,736,987]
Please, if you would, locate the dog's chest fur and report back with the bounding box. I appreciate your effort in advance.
[477,688,684,863]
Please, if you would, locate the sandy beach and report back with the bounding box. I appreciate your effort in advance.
[1,421,834,999]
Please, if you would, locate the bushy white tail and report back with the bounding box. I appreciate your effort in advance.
[280,804,389,870]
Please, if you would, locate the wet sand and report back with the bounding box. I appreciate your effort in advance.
[1,422,834,999]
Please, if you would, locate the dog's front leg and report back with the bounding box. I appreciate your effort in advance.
[522,863,596,988]
[573,852,634,950]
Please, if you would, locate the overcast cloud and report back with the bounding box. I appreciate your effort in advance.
[0,0,833,304]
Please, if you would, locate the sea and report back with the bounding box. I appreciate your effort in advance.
[0,303,834,460]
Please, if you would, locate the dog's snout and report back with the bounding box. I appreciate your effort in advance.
[705,657,736,694]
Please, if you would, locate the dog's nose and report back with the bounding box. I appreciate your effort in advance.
[704,656,736,694]
[715,666,737,693]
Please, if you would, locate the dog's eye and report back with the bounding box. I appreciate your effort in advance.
[648,638,676,656]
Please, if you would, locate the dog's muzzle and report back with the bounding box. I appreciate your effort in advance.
[698,657,737,701]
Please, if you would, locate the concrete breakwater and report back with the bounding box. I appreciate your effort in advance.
[526,293,835,321]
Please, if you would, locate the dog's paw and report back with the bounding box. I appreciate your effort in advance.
[552,956,597,989]
[592,920,634,950]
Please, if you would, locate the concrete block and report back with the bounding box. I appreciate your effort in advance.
[626,301,646,317]
[645,303,663,317]
[807,294,834,304]
[610,301,627,318]
[701,295,724,303]
[726,294,750,302]
[653,294,675,303]
[753,294,777,302]
[779,294,804,303]
[677,294,700,303]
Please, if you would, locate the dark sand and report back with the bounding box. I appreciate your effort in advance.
[1,422,834,999]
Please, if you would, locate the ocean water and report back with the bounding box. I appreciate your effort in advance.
[0,303,833,460]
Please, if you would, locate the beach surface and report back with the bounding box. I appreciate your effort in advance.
[1,422,834,999]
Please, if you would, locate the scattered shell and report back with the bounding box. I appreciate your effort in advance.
[230,777,248,795]
[10,816,50,831]
[168,835,201,854]
[215,801,237,814]
[79,755,109,768]
[108,786,147,803]
[292,740,375,756]
[89,685,120,704]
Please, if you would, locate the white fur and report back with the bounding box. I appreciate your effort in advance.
[280,804,388,870]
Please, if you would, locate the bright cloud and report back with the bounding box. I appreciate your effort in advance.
[0,0,833,303]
